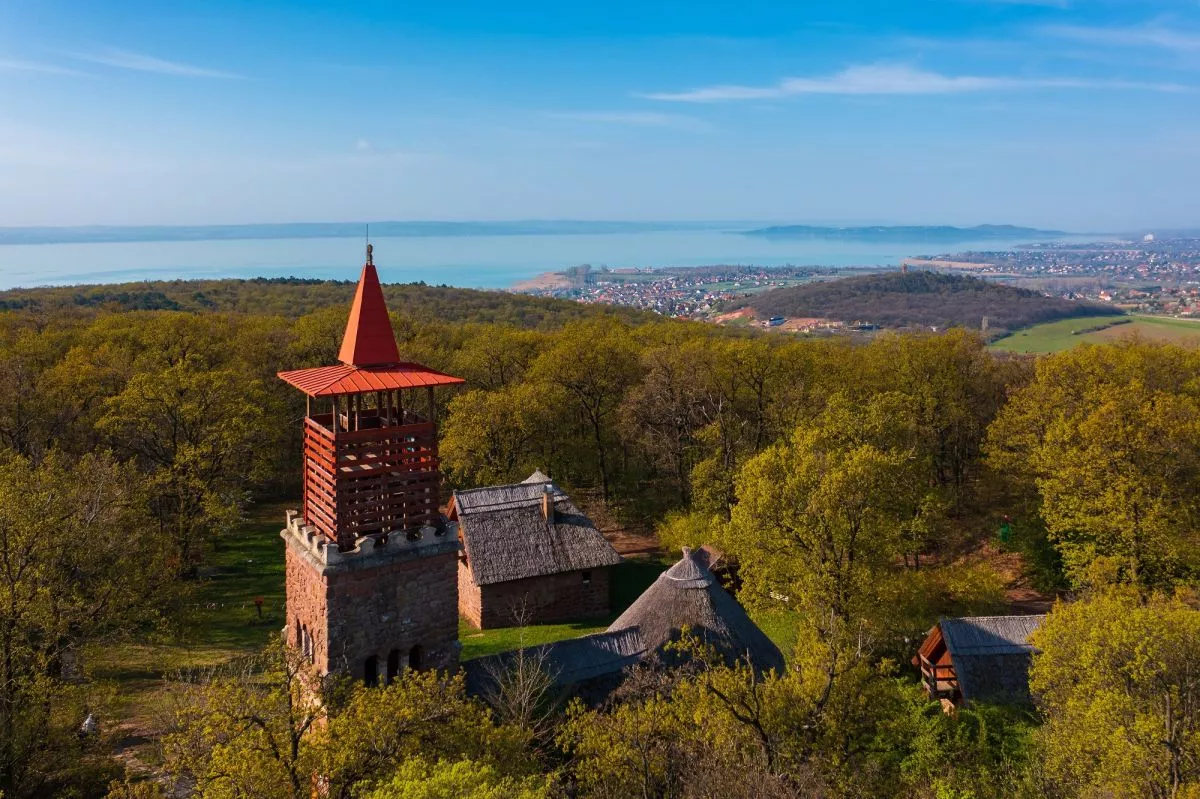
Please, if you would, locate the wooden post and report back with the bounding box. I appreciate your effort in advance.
[331,397,339,433]
[427,386,436,425]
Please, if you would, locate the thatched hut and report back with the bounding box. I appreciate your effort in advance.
[464,547,785,702]
[450,472,621,629]
[915,614,1046,709]
[608,546,786,674]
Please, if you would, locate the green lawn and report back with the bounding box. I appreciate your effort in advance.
[459,556,672,661]
[990,314,1200,354]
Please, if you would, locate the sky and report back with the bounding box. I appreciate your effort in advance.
[1,0,1199,231]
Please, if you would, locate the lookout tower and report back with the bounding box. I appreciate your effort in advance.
[278,246,465,680]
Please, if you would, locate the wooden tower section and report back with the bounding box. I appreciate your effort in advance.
[279,247,465,551]
[278,246,465,679]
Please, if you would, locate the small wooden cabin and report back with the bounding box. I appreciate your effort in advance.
[914,615,1046,709]
[450,472,621,629]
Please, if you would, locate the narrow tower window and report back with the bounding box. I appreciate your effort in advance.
[386,649,401,685]
[364,655,379,687]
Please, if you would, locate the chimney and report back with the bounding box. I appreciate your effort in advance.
[541,483,554,522]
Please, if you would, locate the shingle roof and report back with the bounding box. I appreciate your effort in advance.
[455,474,621,585]
[941,615,1045,657]
[463,627,646,695]
[940,615,1046,703]
[608,547,786,673]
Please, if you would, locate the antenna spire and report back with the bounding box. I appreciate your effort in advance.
[365,223,373,266]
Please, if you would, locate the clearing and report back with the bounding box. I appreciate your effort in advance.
[991,314,1200,354]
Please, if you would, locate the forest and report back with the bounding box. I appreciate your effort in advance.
[0,278,1198,798]
[743,271,1113,332]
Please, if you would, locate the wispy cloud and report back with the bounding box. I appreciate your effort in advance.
[1044,23,1200,52]
[641,64,1186,102]
[70,48,242,78]
[546,111,705,128]
[0,58,84,76]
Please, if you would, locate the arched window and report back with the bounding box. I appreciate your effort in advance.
[408,645,423,671]
[364,655,379,687]
[386,649,401,685]
[294,618,302,649]
[301,625,311,660]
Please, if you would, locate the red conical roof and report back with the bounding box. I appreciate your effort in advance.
[338,258,401,367]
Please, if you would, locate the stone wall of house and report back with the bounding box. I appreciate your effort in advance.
[283,515,460,681]
[468,567,611,630]
[458,556,485,629]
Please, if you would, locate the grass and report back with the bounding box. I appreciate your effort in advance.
[751,608,803,661]
[89,502,290,765]
[991,314,1200,354]
[459,555,671,661]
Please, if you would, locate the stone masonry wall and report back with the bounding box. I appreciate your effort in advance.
[285,544,330,670]
[283,517,460,680]
[466,567,611,630]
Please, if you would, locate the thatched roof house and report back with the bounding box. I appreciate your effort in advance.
[609,547,786,674]
[463,627,646,701]
[915,614,1046,708]
[463,547,785,701]
[451,472,621,629]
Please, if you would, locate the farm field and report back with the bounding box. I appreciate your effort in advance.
[990,314,1200,354]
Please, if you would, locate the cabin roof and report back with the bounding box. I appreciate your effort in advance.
[937,614,1046,703]
[607,547,786,673]
[941,615,1045,657]
[454,473,621,586]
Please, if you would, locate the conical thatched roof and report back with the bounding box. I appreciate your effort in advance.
[608,547,786,673]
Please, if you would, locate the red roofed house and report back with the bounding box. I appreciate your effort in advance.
[278,245,465,684]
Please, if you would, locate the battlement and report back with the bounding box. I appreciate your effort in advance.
[282,509,459,573]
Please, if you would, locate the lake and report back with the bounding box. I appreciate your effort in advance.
[0,230,1050,291]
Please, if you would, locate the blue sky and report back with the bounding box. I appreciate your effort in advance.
[1,0,1198,230]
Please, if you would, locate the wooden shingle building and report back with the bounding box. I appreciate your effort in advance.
[451,472,621,629]
[915,614,1046,709]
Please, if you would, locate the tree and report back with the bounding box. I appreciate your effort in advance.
[1029,590,1200,798]
[528,318,641,500]
[0,450,170,798]
[986,342,1200,590]
[440,383,565,488]
[725,395,941,631]
[162,640,536,799]
[97,360,273,572]
[362,758,551,799]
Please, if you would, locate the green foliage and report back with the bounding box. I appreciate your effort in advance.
[1029,590,1200,798]
[744,270,1113,333]
[0,451,172,798]
[724,393,944,632]
[987,341,1200,590]
[161,640,537,799]
[362,758,552,799]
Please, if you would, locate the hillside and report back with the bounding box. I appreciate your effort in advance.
[742,271,1113,331]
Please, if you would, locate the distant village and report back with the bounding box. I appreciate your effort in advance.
[517,237,1200,325]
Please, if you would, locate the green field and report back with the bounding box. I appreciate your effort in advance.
[990,314,1200,354]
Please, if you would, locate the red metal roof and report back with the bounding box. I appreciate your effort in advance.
[338,262,402,367]
[278,363,465,397]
